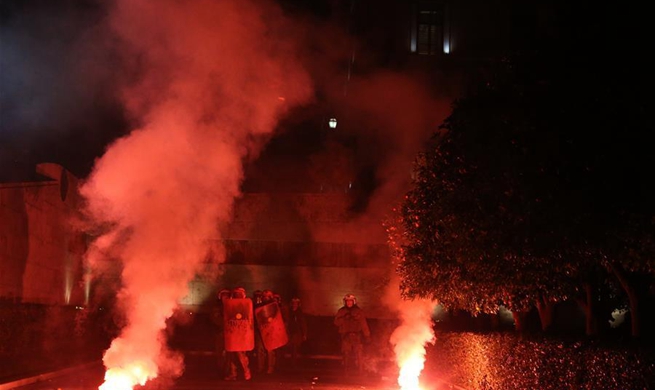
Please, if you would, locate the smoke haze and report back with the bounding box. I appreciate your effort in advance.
[294,10,452,219]
[81,0,311,385]
[3,1,452,379]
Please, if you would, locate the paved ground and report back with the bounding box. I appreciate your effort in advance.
[9,354,413,390]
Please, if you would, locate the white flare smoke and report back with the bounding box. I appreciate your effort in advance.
[386,277,436,390]
[81,1,311,389]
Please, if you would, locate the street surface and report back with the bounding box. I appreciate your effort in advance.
[11,353,416,390]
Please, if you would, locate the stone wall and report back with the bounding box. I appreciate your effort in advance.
[0,163,86,305]
[184,263,392,318]
[223,193,388,244]
[203,193,394,318]
[1,170,393,317]
[0,302,110,381]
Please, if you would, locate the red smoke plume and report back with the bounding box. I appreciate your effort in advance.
[81,0,311,388]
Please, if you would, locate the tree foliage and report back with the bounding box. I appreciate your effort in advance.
[397,50,654,332]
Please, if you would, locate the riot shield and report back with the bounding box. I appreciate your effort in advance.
[223,298,254,351]
[254,301,288,350]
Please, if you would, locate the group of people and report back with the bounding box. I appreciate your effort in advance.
[211,287,308,381]
[212,288,370,380]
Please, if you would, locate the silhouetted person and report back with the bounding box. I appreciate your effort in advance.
[211,288,232,377]
[285,297,307,366]
[334,293,370,372]
[255,289,277,374]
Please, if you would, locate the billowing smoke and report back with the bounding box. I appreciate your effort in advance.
[245,3,451,215]
[385,276,436,390]
[291,8,451,315]
[81,0,311,388]
[337,72,450,218]
[299,10,451,219]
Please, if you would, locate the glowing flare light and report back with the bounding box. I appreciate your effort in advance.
[99,362,156,390]
[398,354,428,390]
[390,299,436,390]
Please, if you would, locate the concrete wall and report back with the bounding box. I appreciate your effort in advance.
[223,193,388,243]
[199,193,394,318]
[2,169,393,317]
[0,163,86,305]
[185,263,392,318]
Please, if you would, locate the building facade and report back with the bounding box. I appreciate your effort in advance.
[1,164,392,317]
[0,163,86,306]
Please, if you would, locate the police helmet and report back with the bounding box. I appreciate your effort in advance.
[343,293,357,305]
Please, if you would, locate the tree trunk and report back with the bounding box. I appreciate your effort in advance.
[490,312,500,330]
[576,283,598,336]
[512,311,527,332]
[627,290,640,338]
[584,283,598,336]
[536,297,555,332]
[607,262,640,337]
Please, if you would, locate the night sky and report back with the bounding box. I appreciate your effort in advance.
[1,0,649,203]
[1,0,451,216]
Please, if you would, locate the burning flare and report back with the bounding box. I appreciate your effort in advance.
[99,362,153,390]
[81,1,311,389]
[389,299,436,390]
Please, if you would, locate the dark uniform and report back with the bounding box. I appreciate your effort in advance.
[255,289,277,374]
[286,297,308,365]
[334,294,370,371]
[211,289,232,376]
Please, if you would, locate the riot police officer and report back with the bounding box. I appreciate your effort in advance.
[224,287,252,380]
[334,293,370,372]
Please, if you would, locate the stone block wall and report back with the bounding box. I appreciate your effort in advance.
[2,170,393,315]
[183,264,392,318]
[224,193,388,244]
[0,163,86,305]
[192,193,395,318]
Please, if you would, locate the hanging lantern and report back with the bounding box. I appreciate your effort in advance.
[328,117,338,129]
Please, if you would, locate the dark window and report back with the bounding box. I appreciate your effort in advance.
[411,2,445,55]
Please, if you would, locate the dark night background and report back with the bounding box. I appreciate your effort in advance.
[1,1,650,197]
[1,0,654,388]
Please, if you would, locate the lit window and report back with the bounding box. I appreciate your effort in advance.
[410,2,450,55]
[418,9,443,55]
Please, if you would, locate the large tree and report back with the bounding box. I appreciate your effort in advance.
[397,49,654,335]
